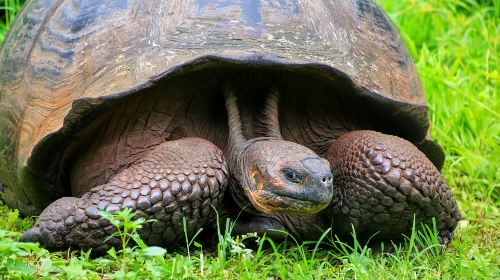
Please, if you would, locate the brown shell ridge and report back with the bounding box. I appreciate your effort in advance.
[0,0,70,213]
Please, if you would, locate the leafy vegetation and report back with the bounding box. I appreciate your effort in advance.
[0,0,498,278]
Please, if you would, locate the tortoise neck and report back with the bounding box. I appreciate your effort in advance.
[255,87,282,139]
[223,82,283,172]
[223,83,246,158]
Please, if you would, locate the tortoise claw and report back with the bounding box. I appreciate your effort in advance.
[20,227,41,243]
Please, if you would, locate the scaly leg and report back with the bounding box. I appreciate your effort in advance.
[21,138,228,253]
[326,130,460,245]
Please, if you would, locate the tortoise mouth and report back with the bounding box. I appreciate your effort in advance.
[255,189,332,215]
[271,189,331,204]
[254,176,334,215]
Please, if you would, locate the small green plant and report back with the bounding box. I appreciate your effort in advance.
[210,204,266,267]
[99,208,149,255]
[212,206,233,269]
[99,208,166,279]
[228,232,261,261]
[0,230,45,278]
[182,216,204,259]
[0,207,33,232]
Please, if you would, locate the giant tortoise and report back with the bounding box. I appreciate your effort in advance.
[0,0,460,252]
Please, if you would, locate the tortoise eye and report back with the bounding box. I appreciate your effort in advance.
[282,168,303,184]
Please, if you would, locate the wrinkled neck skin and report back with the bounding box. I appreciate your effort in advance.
[224,81,280,214]
[228,136,278,214]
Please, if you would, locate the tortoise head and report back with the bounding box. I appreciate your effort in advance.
[235,139,333,215]
[224,84,333,215]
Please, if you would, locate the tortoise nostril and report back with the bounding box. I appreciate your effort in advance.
[321,176,332,184]
[317,172,333,186]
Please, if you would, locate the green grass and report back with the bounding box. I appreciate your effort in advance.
[0,0,499,278]
[0,0,22,43]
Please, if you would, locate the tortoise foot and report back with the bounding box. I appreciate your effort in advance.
[326,130,461,245]
[20,197,82,249]
[232,215,288,240]
[21,138,228,252]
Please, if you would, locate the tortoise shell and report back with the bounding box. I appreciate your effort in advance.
[0,0,443,215]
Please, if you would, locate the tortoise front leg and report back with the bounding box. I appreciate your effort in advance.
[20,138,228,253]
[325,130,461,245]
